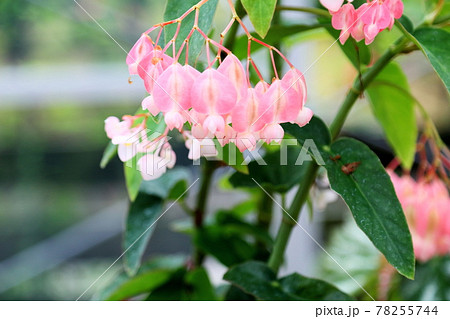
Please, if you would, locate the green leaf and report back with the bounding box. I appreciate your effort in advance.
[224,261,295,300]
[100,142,117,169]
[241,0,278,38]
[367,62,417,170]
[229,116,330,193]
[146,267,216,300]
[107,269,173,301]
[164,0,219,64]
[139,168,191,199]
[279,273,354,301]
[229,144,310,193]
[400,256,450,301]
[224,261,352,300]
[123,113,167,202]
[413,28,450,91]
[214,141,249,174]
[124,194,164,275]
[124,168,191,275]
[323,138,415,279]
[185,268,217,300]
[93,255,186,300]
[195,226,256,267]
[319,17,371,68]
[146,269,187,300]
[233,24,325,60]
[398,15,414,33]
[282,116,331,153]
[124,158,142,202]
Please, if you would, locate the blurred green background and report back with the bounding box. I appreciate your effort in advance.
[0,0,448,300]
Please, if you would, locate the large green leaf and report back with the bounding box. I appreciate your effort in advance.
[241,0,278,38]
[413,28,450,91]
[124,194,163,275]
[323,138,415,279]
[367,62,417,170]
[224,261,352,300]
[164,0,218,64]
[124,168,191,275]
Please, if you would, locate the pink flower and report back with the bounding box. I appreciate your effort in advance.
[235,132,259,152]
[231,88,267,133]
[351,3,369,42]
[388,170,450,262]
[385,0,404,29]
[104,116,138,145]
[126,34,154,75]
[152,63,198,130]
[262,123,285,144]
[191,68,237,133]
[328,0,404,44]
[332,3,357,45]
[141,96,160,116]
[281,68,312,127]
[361,1,391,44]
[319,0,345,13]
[218,54,248,101]
[137,47,173,93]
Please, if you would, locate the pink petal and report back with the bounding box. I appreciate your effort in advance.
[141,96,160,116]
[152,63,195,112]
[218,54,248,101]
[191,69,237,115]
[127,34,154,75]
[319,0,345,13]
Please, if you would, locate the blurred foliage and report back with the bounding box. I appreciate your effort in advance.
[0,0,166,64]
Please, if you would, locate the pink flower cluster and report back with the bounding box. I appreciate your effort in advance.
[104,32,312,180]
[388,170,450,262]
[320,0,404,44]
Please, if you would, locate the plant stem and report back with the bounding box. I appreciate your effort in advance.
[256,189,273,255]
[276,6,330,17]
[193,159,216,266]
[268,37,412,274]
[268,162,318,271]
[329,37,409,140]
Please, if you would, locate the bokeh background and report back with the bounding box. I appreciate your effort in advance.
[0,0,448,300]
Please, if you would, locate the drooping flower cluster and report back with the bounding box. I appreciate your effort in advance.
[320,0,404,44]
[388,170,450,262]
[104,0,313,180]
